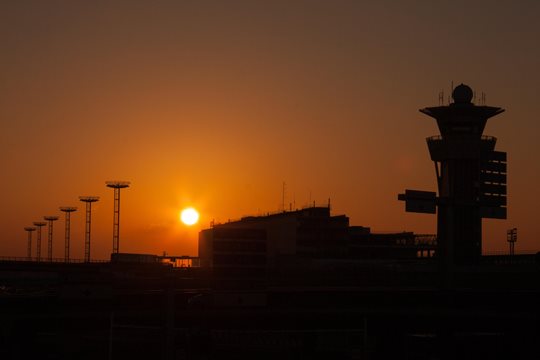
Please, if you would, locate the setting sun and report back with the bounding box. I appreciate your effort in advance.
[180,207,199,226]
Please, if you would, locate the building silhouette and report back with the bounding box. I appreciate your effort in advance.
[399,84,506,266]
[199,206,435,283]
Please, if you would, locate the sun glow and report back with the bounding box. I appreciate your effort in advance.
[180,207,199,226]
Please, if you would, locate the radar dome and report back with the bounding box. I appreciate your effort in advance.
[452,83,473,104]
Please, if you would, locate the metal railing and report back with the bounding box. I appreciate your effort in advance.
[426,135,497,142]
[0,256,109,263]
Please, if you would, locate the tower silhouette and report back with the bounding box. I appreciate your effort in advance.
[79,196,99,262]
[106,181,130,254]
[399,84,506,266]
[43,216,59,262]
[24,227,36,260]
[60,207,77,262]
[33,221,46,262]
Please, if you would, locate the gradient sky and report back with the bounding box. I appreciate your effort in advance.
[1,0,539,260]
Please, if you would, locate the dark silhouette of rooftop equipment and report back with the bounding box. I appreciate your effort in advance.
[106,181,130,254]
[399,84,506,266]
[33,221,46,262]
[43,216,59,262]
[60,207,77,262]
[507,228,517,256]
[79,196,99,262]
[23,227,36,260]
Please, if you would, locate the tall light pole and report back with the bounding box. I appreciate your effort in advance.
[24,227,36,260]
[44,216,59,262]
[106,181,130,254]
[79,196,99,262]
[60,207,77,262]
[33,222,47,262]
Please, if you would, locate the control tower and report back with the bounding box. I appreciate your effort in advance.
[399,84,507,265]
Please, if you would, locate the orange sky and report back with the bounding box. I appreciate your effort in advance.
[1,1,540,260]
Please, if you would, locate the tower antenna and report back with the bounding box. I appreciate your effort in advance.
[60,207,77,262]
[106,181,130,254]
[79,196,100,262]
[33,222,47,262]
[24,227,36,260]
[43,216,59,262]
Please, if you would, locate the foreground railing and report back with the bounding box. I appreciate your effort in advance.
[0,256,109,263]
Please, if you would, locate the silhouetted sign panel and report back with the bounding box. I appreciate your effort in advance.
[480,183,507,195]
[406,200,436,214]
[485,151,507,162]
[404,190,436,199]
[480,172,506,184]
[480,206,507,219]
[479,195,507,207]
[481,161,507,173]
[398,190,436,214]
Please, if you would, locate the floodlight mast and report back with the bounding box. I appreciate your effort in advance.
[106,181,130,254]
[33,222,47,262]
[60,207,77,262]
[43,216,59,262]
[79,196,99,262]
[24,227,36,260]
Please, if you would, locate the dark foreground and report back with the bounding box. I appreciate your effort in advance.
[0,258,539,359]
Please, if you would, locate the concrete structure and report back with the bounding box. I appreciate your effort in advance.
[399,84,506,265]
